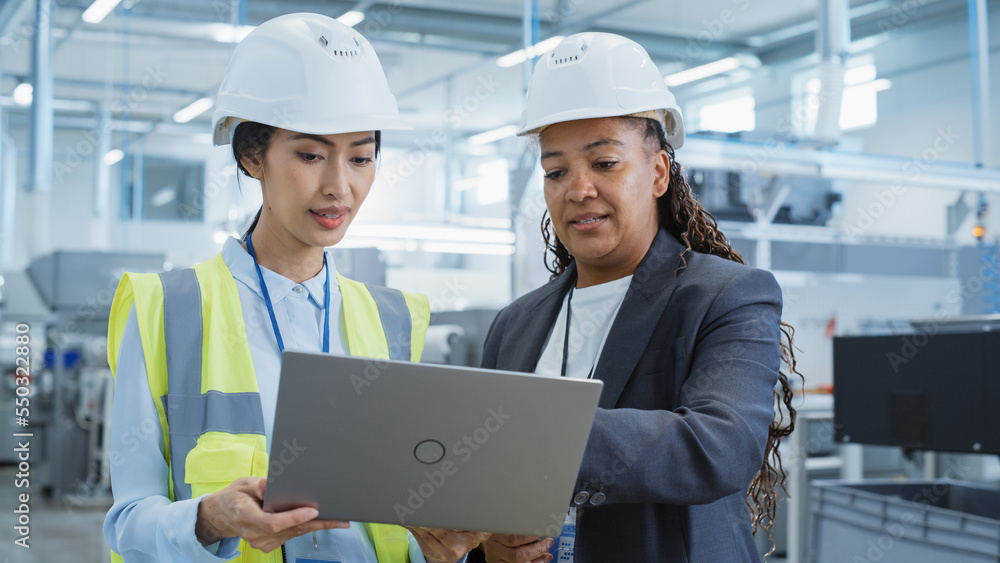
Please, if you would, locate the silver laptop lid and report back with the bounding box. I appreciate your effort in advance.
[263,351,603,536]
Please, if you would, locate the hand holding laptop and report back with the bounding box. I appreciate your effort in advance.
[480,534,555,563]
[407,527,494,563]
[195,476,350,553]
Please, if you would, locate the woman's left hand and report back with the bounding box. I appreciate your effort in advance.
[406,527,492,563]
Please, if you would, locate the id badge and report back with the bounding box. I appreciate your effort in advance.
[547,507,576,562]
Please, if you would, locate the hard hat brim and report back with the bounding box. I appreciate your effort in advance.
[518,106,685,149]
[212,114,412,147]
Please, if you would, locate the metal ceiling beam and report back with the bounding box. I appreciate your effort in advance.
[51,77,205,98]
[0,0,32,32]
[28,0,53,193]
[55,3,744,64]
[754,0,975,64]
[680,135,1000,193]
[719,220,962,249]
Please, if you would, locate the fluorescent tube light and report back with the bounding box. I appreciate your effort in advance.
[665,57,742,87]
[12,83,32,105]
[468,125,518,146]
[104,149,124,166]
[337,11,365,27]
[82,0,122,24]
[172,97,214,124]
[497,36,564,68]
[348,224,515,244]
[856,78,892,93]
[421,242,515,256]
[213,24,256,43]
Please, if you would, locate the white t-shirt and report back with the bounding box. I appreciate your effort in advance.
[535,275,633,379]
[533,274,633,562]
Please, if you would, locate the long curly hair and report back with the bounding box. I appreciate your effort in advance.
[540,116,801,553]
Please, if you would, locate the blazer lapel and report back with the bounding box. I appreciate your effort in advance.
[498,268,576,373]
[593,230,685,408]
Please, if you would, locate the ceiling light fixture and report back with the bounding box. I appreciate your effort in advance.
[665,57,742,87]
[12,83,32,105]
[497,36,565,68]
[172,97,214,124]
[213,24,256,43]
[337,11,365,27]
[82,0,123,24]
[468,125,518,146]
[104,149,124,166]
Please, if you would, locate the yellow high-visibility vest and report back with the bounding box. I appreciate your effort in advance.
[107,252,429,563]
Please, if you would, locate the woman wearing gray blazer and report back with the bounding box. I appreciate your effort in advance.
[472,33,799,563]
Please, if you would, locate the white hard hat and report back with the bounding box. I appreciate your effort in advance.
[212,13,410,146]
[517,32,685,149]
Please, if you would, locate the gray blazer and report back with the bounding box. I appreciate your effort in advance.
[477,229,782,562]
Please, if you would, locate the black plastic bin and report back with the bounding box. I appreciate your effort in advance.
[810,479,1000,562]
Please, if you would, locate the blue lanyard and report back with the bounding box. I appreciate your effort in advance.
[245,232,331,354]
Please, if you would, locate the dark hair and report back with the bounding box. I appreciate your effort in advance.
[231,121,383,240]
[541,116,801,554]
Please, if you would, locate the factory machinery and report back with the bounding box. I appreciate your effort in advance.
[0,251,164,504]
[0,245,485,506]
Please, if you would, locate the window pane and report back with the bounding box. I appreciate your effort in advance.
[698,95,755,133]
[143,157,205,221]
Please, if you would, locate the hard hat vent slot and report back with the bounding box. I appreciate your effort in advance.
[319,35,328,47]
[552,54,579,65]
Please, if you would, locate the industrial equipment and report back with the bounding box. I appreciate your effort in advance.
[0,250,164,501]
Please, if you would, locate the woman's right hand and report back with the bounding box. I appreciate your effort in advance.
[480,534,554,563]
[195,477,350,553]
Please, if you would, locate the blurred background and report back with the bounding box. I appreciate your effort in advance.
[0,0,999,561]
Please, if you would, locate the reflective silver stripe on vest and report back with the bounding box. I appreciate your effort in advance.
[159,269,265,501]
[365,284,412,361]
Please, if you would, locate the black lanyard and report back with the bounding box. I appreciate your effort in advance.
[560,286,596,379]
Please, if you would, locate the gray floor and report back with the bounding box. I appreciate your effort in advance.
[0,465,111,563]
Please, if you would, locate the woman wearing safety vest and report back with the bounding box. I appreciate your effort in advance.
[470,33,800,562]
[103,13,489,563]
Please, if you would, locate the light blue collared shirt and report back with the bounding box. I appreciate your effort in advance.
[103,237,429,562]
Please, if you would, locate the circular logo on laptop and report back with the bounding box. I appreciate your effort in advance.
[413,439,446,464]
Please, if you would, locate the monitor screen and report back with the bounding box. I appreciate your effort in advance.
[833,332,1000,455]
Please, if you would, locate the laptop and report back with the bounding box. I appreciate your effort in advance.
[263,351,604,536]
